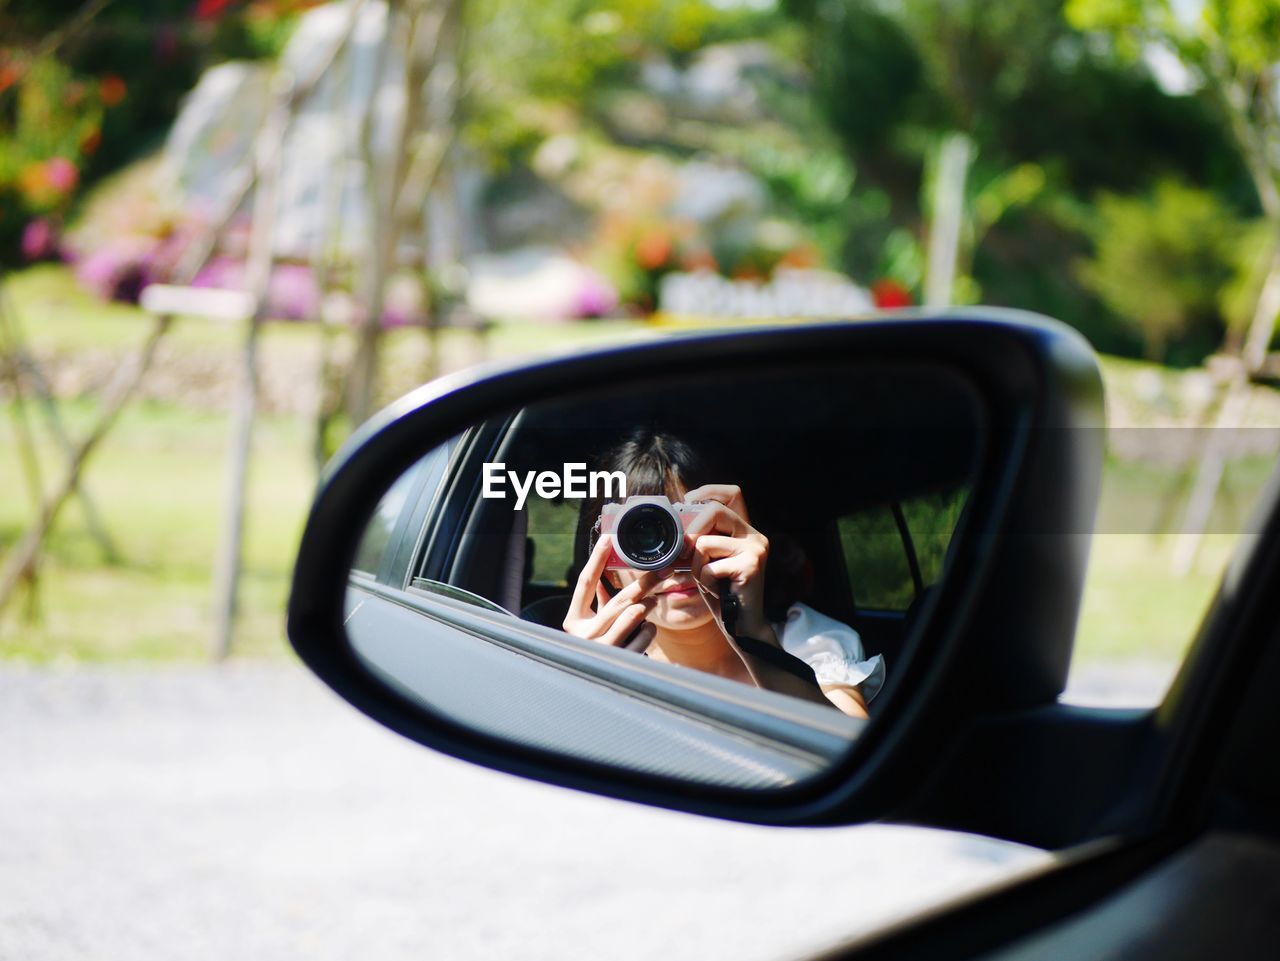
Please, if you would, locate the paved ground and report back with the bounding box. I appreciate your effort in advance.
[0,661,1167,961]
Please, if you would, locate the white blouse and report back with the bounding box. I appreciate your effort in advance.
[777,603,885,703]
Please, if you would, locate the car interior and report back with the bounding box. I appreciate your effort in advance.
[415,361,985,674]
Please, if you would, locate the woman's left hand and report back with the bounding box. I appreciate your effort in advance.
[682,485,773,641]
[685,485,850,712]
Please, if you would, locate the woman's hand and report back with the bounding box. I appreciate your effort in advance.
[682,484,751,525]
[562,534,661,648]
[683,485,772,641]
[684,486,839,708]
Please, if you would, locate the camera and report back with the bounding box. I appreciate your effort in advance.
[599,496,711,571]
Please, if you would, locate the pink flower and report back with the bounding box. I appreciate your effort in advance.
[43,157,79,195]
[73,240,156,304]
[154,26,180,62]
[192,255,243,291]
[573,273,618,318]
[21,219,59,262]
[267,263,321,321]
[379,274,426,328]
[194,258,322,321]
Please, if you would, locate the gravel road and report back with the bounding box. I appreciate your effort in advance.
[0,661,1167,961]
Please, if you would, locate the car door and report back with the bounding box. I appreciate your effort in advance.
[291,316,1280,959]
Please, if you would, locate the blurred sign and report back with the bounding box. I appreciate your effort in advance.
[139,284,256,323]
[658,268,872,319]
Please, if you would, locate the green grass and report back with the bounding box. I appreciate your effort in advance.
[1072,454,1272,662]
[0,398,312,661]
[1075,533,1235,663]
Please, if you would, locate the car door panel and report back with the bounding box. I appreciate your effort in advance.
[346,581,863,788]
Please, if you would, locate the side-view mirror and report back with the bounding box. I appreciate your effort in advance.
[288,313,1104,840]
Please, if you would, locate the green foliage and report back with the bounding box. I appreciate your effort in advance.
[806,3,924,155]
[775,0,1259,352]
[1221,219,1280,331]
[0,1,311,262]
[527,497,580,586]
[1076,180,1246,363]
[714,131,856,268]
[837,488,967,612]
[0,57,103,206]
[462,0,733,165]
[1068,0,1280,75]
[1067,0,1280,214]
[1208,0,1280,72]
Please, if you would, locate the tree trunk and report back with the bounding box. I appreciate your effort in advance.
[1172,236,1280,574]
[209,77,290,661]
[0,317,174,615]
[924,131,974,308]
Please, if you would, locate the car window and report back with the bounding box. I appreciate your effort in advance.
[352,469,420,577]
[353,441,457,580]
[838,489,967,611]
[526,496,579,588]
[1066,425,1280,707]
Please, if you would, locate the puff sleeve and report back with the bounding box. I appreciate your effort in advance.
[777,603,885,703]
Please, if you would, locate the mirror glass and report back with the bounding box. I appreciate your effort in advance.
[345,361,983,790]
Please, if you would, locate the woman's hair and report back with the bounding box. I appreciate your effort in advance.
[570,427,810,617]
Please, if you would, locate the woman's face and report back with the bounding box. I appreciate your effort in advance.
[607,477,718,633]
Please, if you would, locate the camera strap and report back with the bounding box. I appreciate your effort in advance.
[717,581,822,688]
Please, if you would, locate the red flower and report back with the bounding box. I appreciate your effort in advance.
[634,230,673,271]
[194,0,239,21]
[99,74,127,107]
[872,278,913,309]
[0,62,23,94]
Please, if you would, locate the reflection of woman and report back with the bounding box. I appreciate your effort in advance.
[563,429,883,719]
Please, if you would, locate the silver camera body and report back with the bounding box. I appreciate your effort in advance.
[599,495,711,571]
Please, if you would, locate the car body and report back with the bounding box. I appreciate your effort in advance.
[289,315,1280,960]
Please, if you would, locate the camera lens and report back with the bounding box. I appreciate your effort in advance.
[629,515,666,553]
[615,503,682,570]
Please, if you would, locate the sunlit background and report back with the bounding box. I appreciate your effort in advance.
[3,0,1280,957]
[4,0,1279,671]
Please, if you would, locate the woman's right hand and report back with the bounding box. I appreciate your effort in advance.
[563,534,661,647]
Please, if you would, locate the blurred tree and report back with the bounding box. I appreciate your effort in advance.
[783,0,1252,351]
[461,0,744,165]
[1069,0,1280,568]
[1077,180,1243,363]
[1067,0,1280,356]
